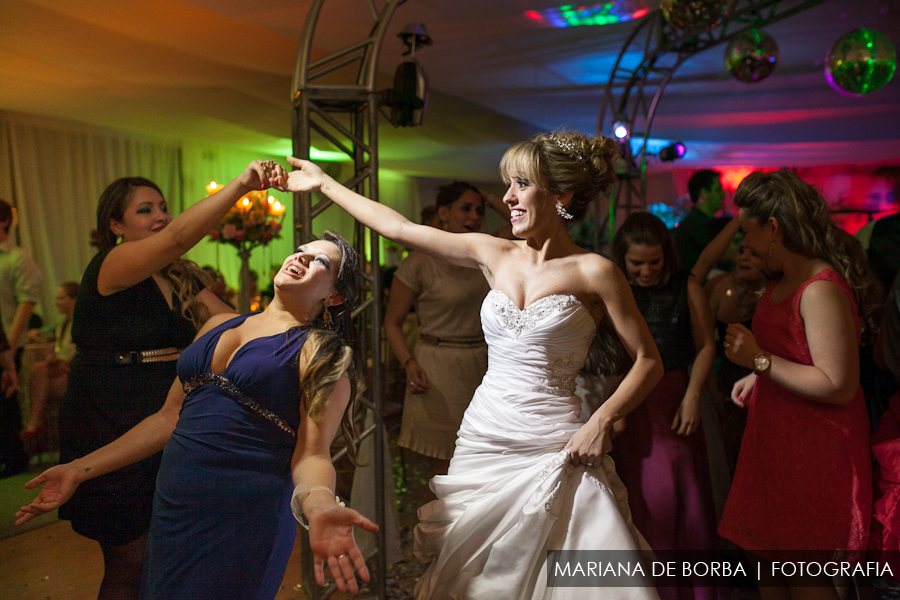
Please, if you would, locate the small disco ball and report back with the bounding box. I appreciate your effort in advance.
[660,0,727,32]
[826,28,897,97]
[725,28,779,84]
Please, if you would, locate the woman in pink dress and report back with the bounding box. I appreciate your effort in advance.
[720,171,874,600]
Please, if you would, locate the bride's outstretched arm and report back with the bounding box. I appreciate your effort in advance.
[282,157,509,271]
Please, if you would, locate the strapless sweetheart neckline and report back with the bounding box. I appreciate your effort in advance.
[487,289,586,314]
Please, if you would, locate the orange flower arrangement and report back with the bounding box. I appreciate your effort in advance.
[206,182,287,252]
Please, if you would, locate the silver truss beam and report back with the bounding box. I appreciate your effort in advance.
[597,0,825,232]
[291,1,407,598]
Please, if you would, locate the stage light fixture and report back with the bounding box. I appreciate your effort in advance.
[659,142,686,161]
[612,121,630,140]
[382,23,432,127]
[398,22,432,56]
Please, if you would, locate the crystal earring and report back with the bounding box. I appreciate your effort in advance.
[556,204,574,220]
[768,237,775,256]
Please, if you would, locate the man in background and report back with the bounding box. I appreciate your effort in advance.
[675,170,724,273]
[0,198,42,476]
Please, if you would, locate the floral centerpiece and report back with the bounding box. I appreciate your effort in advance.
[206,181,287,313]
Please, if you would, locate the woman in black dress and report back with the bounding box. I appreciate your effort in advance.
[58,160,282,599]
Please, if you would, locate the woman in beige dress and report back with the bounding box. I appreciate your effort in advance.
[385,181,509,477]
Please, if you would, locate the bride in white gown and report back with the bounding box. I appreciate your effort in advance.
[282,131,664,600]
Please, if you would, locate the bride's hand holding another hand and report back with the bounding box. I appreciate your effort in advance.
[282,157,329,193]
[565,417,612,467]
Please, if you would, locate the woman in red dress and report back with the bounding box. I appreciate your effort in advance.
[720,171,874,600]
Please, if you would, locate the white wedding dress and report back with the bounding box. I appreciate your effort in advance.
[413,291,659,600]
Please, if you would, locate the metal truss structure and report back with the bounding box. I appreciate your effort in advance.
[597,0,825,230]
[291,1,408,597]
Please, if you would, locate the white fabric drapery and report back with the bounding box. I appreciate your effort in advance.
[1,110,181,323]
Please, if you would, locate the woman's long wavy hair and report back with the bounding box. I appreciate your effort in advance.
[295,231,365,465]
[92,177,213,329]
[734,170,879,342]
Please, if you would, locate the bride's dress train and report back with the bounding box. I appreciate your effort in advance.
[414,291,659,600]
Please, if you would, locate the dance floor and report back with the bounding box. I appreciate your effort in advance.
[4,448,899,600]
[0,445,430,600]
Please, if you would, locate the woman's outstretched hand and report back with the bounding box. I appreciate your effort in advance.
[281,157,328,193]
[308,506,378,594]
[565,418,612,467]
[237,160,287,192]
[14,463,82,526]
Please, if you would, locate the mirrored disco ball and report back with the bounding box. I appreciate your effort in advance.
[660,0,726,31]
[725,28,779,83]
[826,28,897,96]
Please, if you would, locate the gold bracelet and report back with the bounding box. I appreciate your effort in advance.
[403,357,415,369]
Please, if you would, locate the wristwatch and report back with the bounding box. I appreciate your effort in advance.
[753,351,772,376]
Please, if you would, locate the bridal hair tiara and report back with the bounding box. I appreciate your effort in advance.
[551,136,584,161]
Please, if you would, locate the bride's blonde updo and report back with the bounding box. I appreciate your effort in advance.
[499,130,620,221]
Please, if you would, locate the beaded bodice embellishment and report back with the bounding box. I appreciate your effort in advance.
[533,353,581,396]
[183,373,297,437]
[488,291,582,338]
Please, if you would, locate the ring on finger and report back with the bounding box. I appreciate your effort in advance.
[723,342,731,349]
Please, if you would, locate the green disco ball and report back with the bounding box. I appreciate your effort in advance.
[826,28,896,97]
[660,0,727,32]
[725,28,779,84]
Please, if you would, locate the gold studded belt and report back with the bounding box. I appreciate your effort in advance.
[419,334,486,348]
[77,347,181,365]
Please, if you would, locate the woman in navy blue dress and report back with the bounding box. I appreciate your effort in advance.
[56,161,276,599]
[17,230,377,599]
